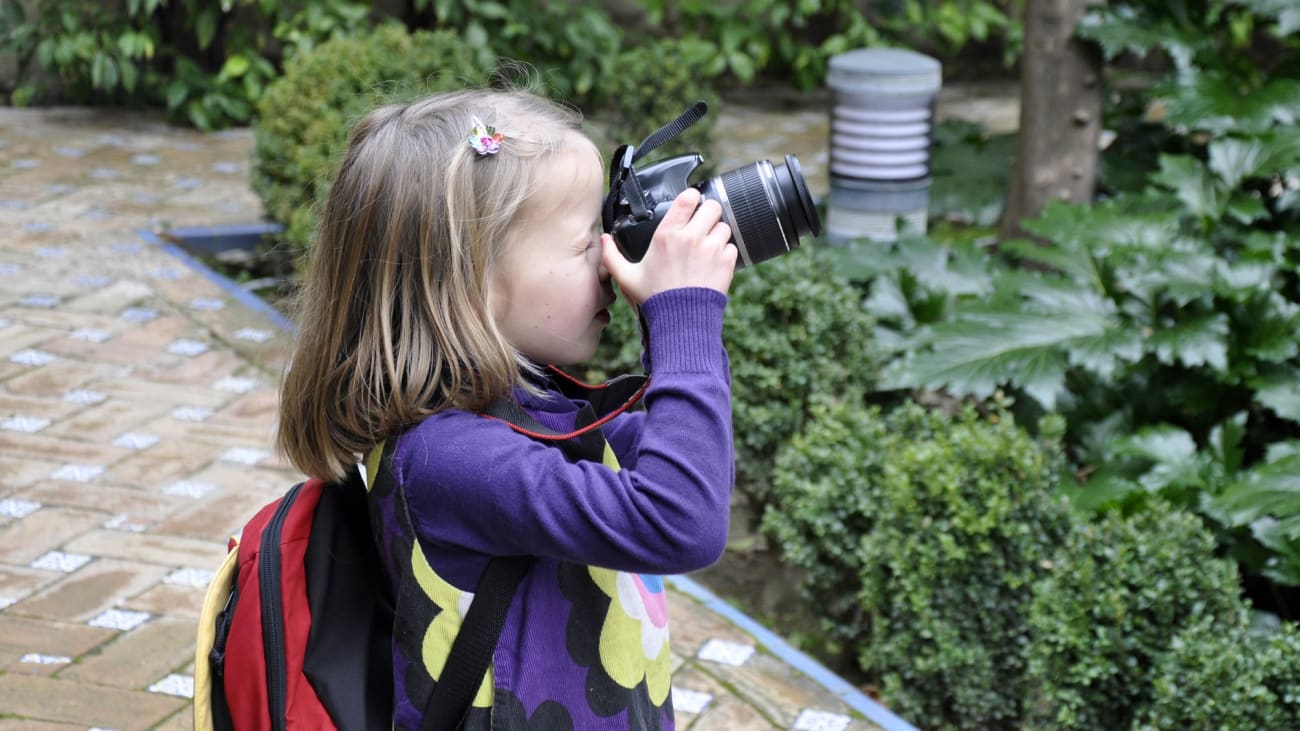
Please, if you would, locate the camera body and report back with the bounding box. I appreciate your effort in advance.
[603,143,821,269]
[606,153,707,264]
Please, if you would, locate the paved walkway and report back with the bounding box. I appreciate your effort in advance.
[0,106,915,730]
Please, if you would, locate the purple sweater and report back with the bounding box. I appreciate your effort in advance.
[369,287,734,730]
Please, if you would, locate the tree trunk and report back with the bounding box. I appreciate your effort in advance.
[1000,0,1105,239]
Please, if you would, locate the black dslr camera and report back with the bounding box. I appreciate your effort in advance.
[601,102,821,268]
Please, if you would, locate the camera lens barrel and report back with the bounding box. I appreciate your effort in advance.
[698,155,822,268]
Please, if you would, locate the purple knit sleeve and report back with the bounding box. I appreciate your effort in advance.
[395,287,734,580]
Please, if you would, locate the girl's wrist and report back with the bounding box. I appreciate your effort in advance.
[639,288,727,374]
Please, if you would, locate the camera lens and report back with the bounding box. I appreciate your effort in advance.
[697,154,822,267]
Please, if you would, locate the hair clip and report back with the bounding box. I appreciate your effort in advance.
[468,117,504,156]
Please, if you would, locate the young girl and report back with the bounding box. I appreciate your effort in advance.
[277,88,736,730]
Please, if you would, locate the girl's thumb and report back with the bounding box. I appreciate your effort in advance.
[600,233,633,280]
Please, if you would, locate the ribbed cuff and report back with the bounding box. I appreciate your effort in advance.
[640,287,727,374]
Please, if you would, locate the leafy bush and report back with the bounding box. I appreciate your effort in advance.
[587,245,877,521]
[760,398,892,648]
[863,0,1300,597]
[1023,502,1247,730]
[0,0,368,128]
[1135,618,1300,730]
[723,247,878,507]
[407,0,621,102]
[250,24,494,256]
[853,404,1070,730]
[583,38,722,174]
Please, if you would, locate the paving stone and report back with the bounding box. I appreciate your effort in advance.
[63,529,227,569]
[687,689,780,730]
[0,427,131,466]
[153,484,283,542]
[60,278,154,314]
[93,375,230,408]
[668,595,758,657]
[151,348,248,385]
[0,563,57,604]
[60,615,194,689]
[0,674,186,730]
[0,614,115,662]
[2,307,123,335]
[39,399,165,442]
[24,480,180,521]
[127,580,207,619]
[0,322,61,356]
[0,392,79,424]
[0,507,106,564]
[9,558,169,623]
[702,650,850,728]
[0,454,62,489]
[0,719,84,730]
[1,358,122,397]
[210,386,279,424]
[100,438,220,489]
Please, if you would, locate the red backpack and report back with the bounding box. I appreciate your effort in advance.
[194,473,395,731]
[193,371,647,731]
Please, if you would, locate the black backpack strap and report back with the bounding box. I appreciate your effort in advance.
[412,383,630,729]
[419,555,532,731]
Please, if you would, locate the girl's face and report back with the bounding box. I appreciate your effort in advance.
[490,132,615,366]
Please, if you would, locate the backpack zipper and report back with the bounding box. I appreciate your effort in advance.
[261,482,302,731]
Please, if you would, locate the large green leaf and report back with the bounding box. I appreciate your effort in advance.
[1149,313,1230,370]
[1160,73,1300,135]
[1152,154,1227,218]
[1231,0,1300,36]
[1208,448,1300,531]
[1250,369,1300,423]
[881,305,1111,409]
[1115,425,1204,493]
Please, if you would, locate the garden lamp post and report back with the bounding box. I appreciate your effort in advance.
[826,48,942,244]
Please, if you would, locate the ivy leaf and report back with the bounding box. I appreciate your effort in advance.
[1150,313,1230,370]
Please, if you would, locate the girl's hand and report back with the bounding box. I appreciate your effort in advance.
[601,188,736,308]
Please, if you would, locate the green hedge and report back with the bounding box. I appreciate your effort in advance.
[723,247,878,507]
[855,405,1072,731]
[1136,619,1300,730]
[1023,502,1248,730]
[765,402,1070,730]
[251,24,494,254]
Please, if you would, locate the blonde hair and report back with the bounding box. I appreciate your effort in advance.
[277,88,586,480]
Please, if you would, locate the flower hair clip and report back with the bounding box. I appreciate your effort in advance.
[468,116,504,156]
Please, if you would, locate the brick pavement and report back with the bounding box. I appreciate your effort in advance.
[0,106,914,730]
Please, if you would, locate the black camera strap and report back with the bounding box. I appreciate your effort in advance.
[607,101,709,224]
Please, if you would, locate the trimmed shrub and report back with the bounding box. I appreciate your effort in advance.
[251,24,494,255]
[851,404,1071,730]
[585,245,877,520]
[1135,618,1300,730]
[1023,502,1247,730]
[760,398,892,647]
[724,246,877,507]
